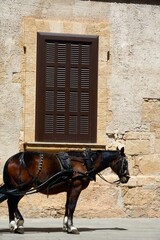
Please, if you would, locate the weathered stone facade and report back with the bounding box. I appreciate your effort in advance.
[0,0,160,218]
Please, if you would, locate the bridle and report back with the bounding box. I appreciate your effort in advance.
[97,154,129,185]
[117,155,127,176]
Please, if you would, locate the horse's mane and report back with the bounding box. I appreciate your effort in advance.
[92,150,120,162]
[67,151,83,157]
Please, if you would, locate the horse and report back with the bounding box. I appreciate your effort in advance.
[0,147,130,234]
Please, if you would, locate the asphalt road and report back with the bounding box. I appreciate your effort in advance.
[0,218,160,240]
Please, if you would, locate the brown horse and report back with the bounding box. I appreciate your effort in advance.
[0,147,130,234]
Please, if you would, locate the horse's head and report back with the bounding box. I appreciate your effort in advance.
[109,147,130,184]
[90,147,130,184]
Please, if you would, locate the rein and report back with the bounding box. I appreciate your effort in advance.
[97,173,120,185]
[1,169,73,197]
[17,153,44,187]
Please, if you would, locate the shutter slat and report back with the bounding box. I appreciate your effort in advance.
[57,67,66,87]
[46,42,55,63]
[70,92,78,112]
[57,92,65,112]
[71,44,79,65]
[46,67,55,88]
[80,116,89,134]
[81,92,89,112]
[56,115,65,133]
[69,116,77,134]
[81,69,90,88]
[45,115,54,133]
[70,68,78,88]
[45,90,54,111]
[81,44,90,65]
[58,43,66,63]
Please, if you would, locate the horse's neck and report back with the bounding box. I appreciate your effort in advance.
[93,155,109,174]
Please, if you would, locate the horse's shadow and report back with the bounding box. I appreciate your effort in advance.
[0,226,127,234]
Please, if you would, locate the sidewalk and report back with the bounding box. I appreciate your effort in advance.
[0,218,159,240]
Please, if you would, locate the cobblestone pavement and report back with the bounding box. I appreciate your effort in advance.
[0,218,159,240]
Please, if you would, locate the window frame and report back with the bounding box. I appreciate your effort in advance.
[35,32,99,143]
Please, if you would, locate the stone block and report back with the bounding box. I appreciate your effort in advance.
[98,88,108,103]
[98,64,109,83]
[97,130,106,144]
[138,154,160,175]
[123,187,154,207]
[97,116,107,130]
[150,123,160,132]
[36,19,50,32]
[126,139,150,155]
[124,131,151,140]
[25,83,35,96]
[97,103,107,116]
[155,129,160,138]
[24,30,36,45]
[62,21,73,33]
[25,56,36,72]
[25,112,35,128]
[25,72,36,87]
[25,100,35,114]
[142,99,160,123]
[72,22,87,34]
[25,44,36,58]
[155,139,160,154]
[24,17,36,32]
[24,128,35,142]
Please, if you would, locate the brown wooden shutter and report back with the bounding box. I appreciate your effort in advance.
[36,33,98,143]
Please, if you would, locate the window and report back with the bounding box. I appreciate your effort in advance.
[35,33,98,143]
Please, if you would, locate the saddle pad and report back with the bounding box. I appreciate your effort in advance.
[58,152,71,170]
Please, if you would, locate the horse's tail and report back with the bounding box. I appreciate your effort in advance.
[0,184,8,203]
[0,157,11,203]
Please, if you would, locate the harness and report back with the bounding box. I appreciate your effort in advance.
[81,148,96,181]
[57,152,72,171]
[1,149,127,197]
[57,150,96,181]
[18,152,44,186]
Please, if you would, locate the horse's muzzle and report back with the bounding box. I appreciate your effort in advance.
[120,175,130,184]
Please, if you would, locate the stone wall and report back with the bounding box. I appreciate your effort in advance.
[0,0,160,218]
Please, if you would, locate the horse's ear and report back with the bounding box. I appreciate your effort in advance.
[120,147,125,155]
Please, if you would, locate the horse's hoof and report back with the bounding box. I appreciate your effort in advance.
[67,226,79,234]
[15,219,24,234]
[15,226,24,234]
[9,220,24,234]
[62,225,67,232]
[9,221,17,233]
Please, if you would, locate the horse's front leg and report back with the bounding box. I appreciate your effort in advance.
[63,185,81,234]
